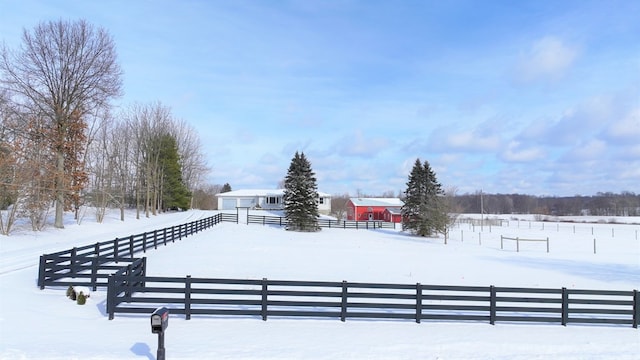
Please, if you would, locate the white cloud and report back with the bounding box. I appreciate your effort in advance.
[562,139,607,161]
[333,130,390,158]
[501,141,546,162]
[426,121,502,153]
[447,131,500,151]
[515,36,579,83]
[605,107,640,142]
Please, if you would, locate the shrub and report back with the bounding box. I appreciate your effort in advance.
[69,287,77,301]
[77,292,87,305]
[66,285,75,298]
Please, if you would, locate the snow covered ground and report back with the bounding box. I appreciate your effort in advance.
[1,209,639,359]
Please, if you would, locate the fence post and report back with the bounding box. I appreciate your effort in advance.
[91,256,98,291]
[415,283,422,324]
[561,287,568,326]
[633,289,638,329]
[38,255,46,289]
[341,281,348,322]
[261,278,268,321]
[516,237,520,252]
[107,275,115,320]
[71,247,77,278]
[163,228,167,246]
[129,235,134,257]
[546,237,549,253]
[125,264,133,302]
[154,230,158,249]
[142,232,147,253]
[500,236,503,250]
[185,275,192,320]
[114,238,119,263]
[489,285,496,325]
[593,238,597,254]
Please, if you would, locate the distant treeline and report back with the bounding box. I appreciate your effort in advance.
[328,191,640,219]
[451,192,640,217]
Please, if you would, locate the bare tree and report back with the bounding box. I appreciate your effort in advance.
[0,19,122,228]
[173,118,209,207]
[330,193,350,220]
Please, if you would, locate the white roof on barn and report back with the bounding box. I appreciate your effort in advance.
[349,198,404,207]
[218,189,331,197]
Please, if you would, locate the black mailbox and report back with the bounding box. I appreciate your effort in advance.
[151,307,169,334]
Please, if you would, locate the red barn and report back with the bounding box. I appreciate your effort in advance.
[346,198,404,223]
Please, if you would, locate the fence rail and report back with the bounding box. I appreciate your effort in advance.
[456,218,507,227]
[38,211,639,328]
[37,213,394,290]
[38,214,224,290]
[106,275,639,327]
[246,215,395,229]
[500,235,550,253]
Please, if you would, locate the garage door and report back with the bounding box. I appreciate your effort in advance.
[221,199,236,210]
[239,198,254,208]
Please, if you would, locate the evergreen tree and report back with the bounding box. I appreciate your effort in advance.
[221,183,232,193]
[158,134,191,210]
[283,151,320,232]
[401,158,447,236]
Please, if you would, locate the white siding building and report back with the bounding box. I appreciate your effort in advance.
[217,189,332,214]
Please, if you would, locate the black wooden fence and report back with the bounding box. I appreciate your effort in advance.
[247,214,396,229]
[37,213,395,290]
[38,212,639,328]
[37,214,224,290]
[106,275,639,328]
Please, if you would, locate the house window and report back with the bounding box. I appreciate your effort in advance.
[267,197,279,204]
[318,197,324,204]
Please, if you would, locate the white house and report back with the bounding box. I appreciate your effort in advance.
[217,189,332,214]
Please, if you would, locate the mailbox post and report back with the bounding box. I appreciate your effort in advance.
[151,307,169,360]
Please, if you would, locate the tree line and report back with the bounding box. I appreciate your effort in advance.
[0,19,208,234]
[450,192,640,217]
[327,191,640,220]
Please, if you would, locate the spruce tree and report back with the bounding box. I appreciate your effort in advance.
[158,134,191,210]
[401,158,446,236]
[283,151,320,232]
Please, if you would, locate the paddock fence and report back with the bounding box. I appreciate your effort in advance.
[38,214,224,290]
[38,213,395,290]
[456,218,508,227]
[246,214,396,229]
[500,235,550,253]
[106,275,639,328]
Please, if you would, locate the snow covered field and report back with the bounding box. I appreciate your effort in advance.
[1,210,639,359]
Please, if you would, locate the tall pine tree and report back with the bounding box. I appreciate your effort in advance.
[158,134,191,211]
[401,158,447,236]
[283,151,320,232]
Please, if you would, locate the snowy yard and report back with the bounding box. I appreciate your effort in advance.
[1,210,639,359]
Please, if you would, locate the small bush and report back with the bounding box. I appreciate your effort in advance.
[69,287,77,301]
[66,285,75,298]
[77,292,87,305]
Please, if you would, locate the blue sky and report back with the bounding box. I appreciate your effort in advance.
[2,0,639,196]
